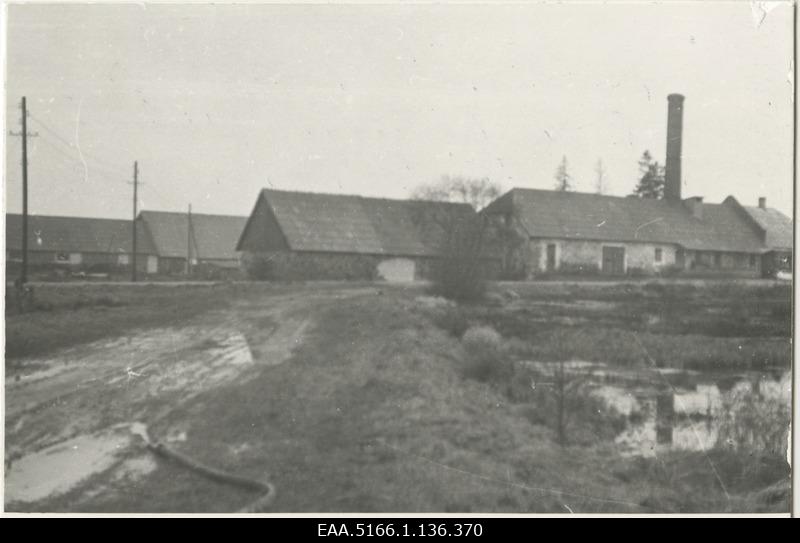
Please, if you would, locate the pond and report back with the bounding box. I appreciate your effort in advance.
[521,361,791,458]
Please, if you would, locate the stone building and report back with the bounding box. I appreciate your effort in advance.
[482,94,792,279]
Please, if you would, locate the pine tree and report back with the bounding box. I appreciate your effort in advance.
[554,156,572,192]
[631,150,665,199]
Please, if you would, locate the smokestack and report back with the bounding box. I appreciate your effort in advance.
[665,94,685,201]
[685,196,703,220]
[758,197,766,209]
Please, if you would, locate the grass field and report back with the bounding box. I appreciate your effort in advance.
[4,280,792,513]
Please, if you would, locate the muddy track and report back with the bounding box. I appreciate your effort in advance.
[4,286,374,508]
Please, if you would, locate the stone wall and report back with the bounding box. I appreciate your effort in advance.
[521,238,764,277]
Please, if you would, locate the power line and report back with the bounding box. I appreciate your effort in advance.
[27,113,131,176]
[31,133,131,180]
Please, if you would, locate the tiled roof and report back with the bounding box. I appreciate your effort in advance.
[253,189,477,257]
[484,188,767,253]
[5,214,155,254]
[742,206,793,251]
[139,211,247,259]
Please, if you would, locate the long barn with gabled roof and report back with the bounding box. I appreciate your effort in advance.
[236,188,496,281]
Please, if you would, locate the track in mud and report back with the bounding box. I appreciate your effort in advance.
[4,288,362,510]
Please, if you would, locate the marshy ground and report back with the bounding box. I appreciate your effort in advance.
[3,280,792,513]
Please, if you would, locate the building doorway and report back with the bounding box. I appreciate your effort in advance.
[546,244,557,272]
[602,246,625,275]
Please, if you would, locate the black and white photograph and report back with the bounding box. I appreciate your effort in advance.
[1,1,796,517]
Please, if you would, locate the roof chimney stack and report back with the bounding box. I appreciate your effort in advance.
[665,94,685,201]
[758,197,766,209]
[685,196,703,220]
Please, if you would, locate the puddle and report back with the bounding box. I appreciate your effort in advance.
[522,360,790,458]
[5,428,131,504]
[606,370,790,458]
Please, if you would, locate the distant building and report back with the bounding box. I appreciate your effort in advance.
[138,211,248,276]
[236,188,494,282]
[5,214,156,276]
[482,94,793,279]
[5,211,248,279]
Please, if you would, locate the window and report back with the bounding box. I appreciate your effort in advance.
[713,253,722,267]
[55,252,69,262]
[117,254,130,266]
[749,255,757,268]
[654,248,662,263]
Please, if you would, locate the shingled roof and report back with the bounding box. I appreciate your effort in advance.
[483,188,769,253]
[5,214,155,254]
[742,205,793,251]
[238,189,478,257]
[139,211,247,260]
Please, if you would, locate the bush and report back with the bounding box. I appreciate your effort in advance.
[461,325,511,381]
[429,257,488,302]
[716,373,790,456]
[433,305,471,337]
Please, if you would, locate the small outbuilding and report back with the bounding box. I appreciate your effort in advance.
[138,211,248,276]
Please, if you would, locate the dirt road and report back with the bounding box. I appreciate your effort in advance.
[4,286,374,509]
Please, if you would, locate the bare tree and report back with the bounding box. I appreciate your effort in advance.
[411,175,503,211]
[410,176,504,301]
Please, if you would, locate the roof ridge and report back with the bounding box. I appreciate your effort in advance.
[261,187,472,207]
[5,212,131,222]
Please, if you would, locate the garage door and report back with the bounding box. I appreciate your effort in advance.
[377,258,416,282]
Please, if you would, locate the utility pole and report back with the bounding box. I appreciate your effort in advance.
[21,97,29,283]
[132,161,138,282]
[186,204,193,276]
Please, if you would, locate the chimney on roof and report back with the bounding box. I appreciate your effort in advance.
[758,197,766,209]
[685,196,703,220]
[665,94,685,202]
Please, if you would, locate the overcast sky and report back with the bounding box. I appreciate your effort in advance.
[4,1,795,219]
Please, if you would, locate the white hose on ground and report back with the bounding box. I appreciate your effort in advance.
[131,422,276,513]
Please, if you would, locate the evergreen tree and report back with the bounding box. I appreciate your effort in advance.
[554,156,573,192]
[631,150,665,199]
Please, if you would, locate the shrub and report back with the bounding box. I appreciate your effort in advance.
[433,305,471,338]
[716,373,790,456]
[429,256,488,302]
[461,325,511,381]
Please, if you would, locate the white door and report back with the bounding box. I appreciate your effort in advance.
[147,256,158,274]
[377,258,416,282]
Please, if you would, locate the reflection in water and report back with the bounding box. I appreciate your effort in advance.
[598,371,790,458]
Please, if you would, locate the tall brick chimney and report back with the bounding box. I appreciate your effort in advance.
[665,94,685,201]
